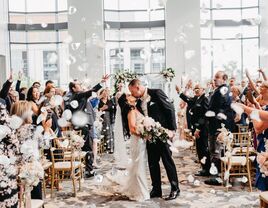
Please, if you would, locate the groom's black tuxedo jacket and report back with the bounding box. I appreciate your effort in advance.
[138,88,177,131]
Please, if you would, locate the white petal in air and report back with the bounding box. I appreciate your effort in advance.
[72,111,89,127]
[187,175,195,183]
[0,125,11,140]
[54,95,63,106]
[250,110,261,122]
[220,86,228,95]
[9,115,23,129]
[62,109,72,120]
[205,111,216,117]
[70,100,79,109]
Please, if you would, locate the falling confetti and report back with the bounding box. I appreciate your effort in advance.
[200,156,207,164]
[217,113,227,120]
[71,42,81,51]
[250,109,261,122]
[47,52,58,64]
[54,95,63,106]
[41,23,48,28]
[209,163,218,175]
[94,174,103,183]
[72,111,89,127]
[205,111,216,117]
[62,109,72,120]
[68,6,77,15]
[185,50,196,60]
[187,175,195,183]
[0,125,11,140]
[57,118,69,128]
[193,180,201,186]
[8,115,23,130]
[220,86,228,95]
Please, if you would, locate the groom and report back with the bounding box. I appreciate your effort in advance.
[128,79,180,200]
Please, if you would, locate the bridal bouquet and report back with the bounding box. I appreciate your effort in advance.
[137,116,172,143]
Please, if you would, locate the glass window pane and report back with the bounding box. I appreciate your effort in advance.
[10,44,28,74]
[213,40,241,74]
[26,14,56,24]
[130,48,145,73]
[119,11,149,22]
[119,0,149,10]
[9,14,26,24]
[105,11,120,22]
[201,40,212,80]
[104,0,119,10]
[150,10,165,21]
[201,27,211,39]
[212,0,241,8]
[213,26,242,39]
[213,10,241,20]
[242,8,258,19]
[28,31,57,43]
[9,0,25,12]
[243,39,259,73]
[242,0,258,7]
[58,13,68,23]
[27,0,56,12]
[57,0,67,11]
[242,25,258,38]
[10,31,27,43]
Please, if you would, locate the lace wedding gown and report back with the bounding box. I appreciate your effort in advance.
[107,111,150,202]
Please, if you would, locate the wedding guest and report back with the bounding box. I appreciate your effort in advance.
[176,84,211,176]
[68,75,109,177]
[98,88,116,153]
[204,71,235,186]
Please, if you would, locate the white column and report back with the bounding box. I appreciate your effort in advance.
[68,0,105,86]
[0,0,10,86]
[165,0,200,105]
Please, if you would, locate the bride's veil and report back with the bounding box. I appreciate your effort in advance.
[113,86,129,168]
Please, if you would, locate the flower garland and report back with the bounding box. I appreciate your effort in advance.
[113,70,138,92]
[161,68,175,82]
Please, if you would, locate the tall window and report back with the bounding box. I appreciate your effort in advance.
[200,0,260,81]
[8,0,68,86]
[103,0,166,79]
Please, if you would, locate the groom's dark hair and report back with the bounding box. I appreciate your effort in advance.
[128,79,141,86]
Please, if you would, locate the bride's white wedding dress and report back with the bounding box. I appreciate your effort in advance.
[113,105,129,168]
[107,112,150,202]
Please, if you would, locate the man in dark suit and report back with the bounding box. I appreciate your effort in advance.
[204,71,235,186]
[68,74,109,177]
[176,84,211,176]
[128,79,179,200]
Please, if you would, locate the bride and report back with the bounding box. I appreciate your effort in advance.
[106,93,150,202]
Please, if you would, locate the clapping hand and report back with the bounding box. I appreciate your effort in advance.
[8,70,13,82]
[18,70,23,80]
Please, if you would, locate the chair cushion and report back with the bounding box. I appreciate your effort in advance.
[54,161,81,169]
[232,147,255,154]
[260,191,268,203]
[220,156,247,166]
[31,199,44,208]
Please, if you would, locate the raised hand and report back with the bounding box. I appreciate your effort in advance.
[18,70,23,80]
[8,70,13,82]
[175,85,180,93]
[101,74,110,83]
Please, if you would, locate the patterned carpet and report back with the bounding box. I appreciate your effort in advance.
[44,148,260,208]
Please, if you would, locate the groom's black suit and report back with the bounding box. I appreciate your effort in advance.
[137,88,179,193]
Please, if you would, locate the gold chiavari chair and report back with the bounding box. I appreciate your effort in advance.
[220,132,253,192]
[50,146,82,197]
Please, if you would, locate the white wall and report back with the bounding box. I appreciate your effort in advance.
[68,0,105,86]
[0,0,10,86]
